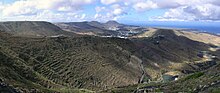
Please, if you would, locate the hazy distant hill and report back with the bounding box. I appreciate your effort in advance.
[55,21,119,36]
[55,21,145,37]
[104,21,124,30]
[0,21,66,36]
[87,21,105,29]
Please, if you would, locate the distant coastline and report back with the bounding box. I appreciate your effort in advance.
[136,24,220,35]
[147,26,220,37]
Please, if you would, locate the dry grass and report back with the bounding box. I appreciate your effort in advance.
[174,30,220,46]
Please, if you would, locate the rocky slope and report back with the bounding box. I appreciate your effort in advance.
[105,62,220,93]
[103,28,220,93]
[0,22,219,92]
[0,31,143,92]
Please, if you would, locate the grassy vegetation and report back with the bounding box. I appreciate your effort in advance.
[103,84,138,93]
[0,33,143,92]
[0,28,218,92]
[184,72,204,80]
[209,88,220,93]
[106,63,220,93]
[51,88,95,93]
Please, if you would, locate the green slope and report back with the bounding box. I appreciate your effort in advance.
[0,31,142,92]
[0,28,219,93]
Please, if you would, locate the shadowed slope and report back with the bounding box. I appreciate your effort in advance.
[132,29,212,79]
[0,31,143,92]
[0,21,66,36]
[0,28,219,92]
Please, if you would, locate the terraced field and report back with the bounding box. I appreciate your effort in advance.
[0,28,219,92]
[0,32,143,92]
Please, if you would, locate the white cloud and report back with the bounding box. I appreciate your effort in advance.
[95,6,107,13]
[156,0,181,9]
[0,0,94,22]
[113,8,123,15]
[152,3,220,22]
[133,1,158,11]
[1,0,220,22]
[100,0,121,5]
[57,6,73,12]
[210,0,220,6]
[35,0,93,10]
[0,2,5,10]
[111,4,126,15]
[1,10,87,22]
[80,14,86,19]
[94,4,127,22]
[2,0,36,16]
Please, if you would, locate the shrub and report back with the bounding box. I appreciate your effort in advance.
[184,72,204,80]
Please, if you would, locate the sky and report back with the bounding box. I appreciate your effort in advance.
[0,0,220,26]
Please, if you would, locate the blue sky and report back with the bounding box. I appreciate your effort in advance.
[0,0,220,26]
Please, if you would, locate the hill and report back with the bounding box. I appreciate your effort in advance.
[55,21,145,37]
[131,29,217,79]
[55,21,119,36]
[102,29,220,93]
[0,25,219,92]
[0,31,143,92]
[174,30,220,46]
[0,21,71,37]
[104,62,220,93]
[135,28,220,46]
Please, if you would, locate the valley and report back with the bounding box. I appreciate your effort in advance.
[0,21,219,93]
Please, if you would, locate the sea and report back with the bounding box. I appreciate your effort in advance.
[129,22,220,35]
[145,24,220,35]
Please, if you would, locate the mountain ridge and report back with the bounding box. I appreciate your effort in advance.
[0,21,80,37]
